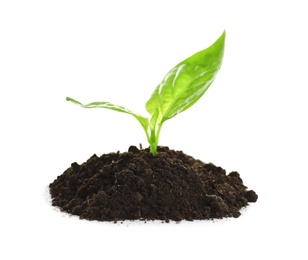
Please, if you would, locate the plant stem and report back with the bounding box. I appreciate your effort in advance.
[149,123,162,155]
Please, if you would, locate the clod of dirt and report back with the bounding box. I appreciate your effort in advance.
[49,146,258,222]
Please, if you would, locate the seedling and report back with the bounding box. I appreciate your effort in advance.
[67,31,225,155]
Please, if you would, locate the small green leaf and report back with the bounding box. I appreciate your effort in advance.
[146,31,225,123]
[66,97,149,135]
[67,97,136,114]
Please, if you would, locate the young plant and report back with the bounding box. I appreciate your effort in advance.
[67,31,225,155]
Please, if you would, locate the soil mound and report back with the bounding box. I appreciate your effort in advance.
[49,146,257,222]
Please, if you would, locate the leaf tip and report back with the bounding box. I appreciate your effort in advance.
[66,97,82,106]
[220,30,226,42]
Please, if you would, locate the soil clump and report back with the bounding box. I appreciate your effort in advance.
[49,146,258,222]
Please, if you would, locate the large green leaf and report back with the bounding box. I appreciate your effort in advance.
[146,31,225,123]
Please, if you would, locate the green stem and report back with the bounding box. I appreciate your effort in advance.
[149,123,162,155]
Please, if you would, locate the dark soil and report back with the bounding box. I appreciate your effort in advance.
[49,146,258,222]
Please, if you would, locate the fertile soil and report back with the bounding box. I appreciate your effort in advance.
[49,146,258,222]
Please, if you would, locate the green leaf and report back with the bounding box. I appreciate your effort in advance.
[66,97,149,133]
[149,108,159,131]
[146,31,225,123]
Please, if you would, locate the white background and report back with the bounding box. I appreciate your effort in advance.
[1,0,307,259]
